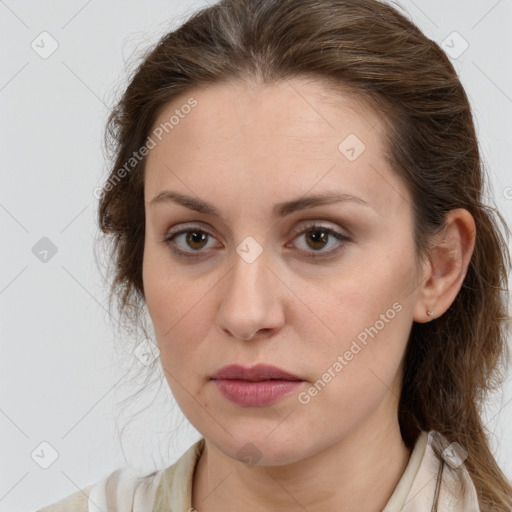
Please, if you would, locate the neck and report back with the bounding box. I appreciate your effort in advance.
[192,410,412,512]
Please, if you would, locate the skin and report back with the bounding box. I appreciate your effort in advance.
[142,77,476,512]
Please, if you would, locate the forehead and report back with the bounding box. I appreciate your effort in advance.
[144,78,410,219]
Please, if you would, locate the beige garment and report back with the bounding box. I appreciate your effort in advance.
[383,431,481,511]
[36,430,481,512]
[36,467,163,512]
[37,484,93,512]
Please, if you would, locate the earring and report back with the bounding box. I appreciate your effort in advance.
[426,308,434,320]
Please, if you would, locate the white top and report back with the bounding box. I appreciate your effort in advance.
[37,430,481,511]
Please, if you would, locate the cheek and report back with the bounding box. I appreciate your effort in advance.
[295,286,409,431]
[293,252,413,389]
[142,249,217,370]
[143,244,190,334]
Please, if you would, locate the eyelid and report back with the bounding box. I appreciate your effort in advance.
[289,219,347,237]
[165,223,221,244]
[165,218,350,239]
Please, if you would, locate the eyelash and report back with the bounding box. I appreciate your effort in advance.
[163,222,351,261]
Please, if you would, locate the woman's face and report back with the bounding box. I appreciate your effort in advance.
[143,78,425,465]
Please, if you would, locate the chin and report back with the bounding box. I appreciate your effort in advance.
[204,424,316,467]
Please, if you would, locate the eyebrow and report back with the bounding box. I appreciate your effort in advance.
[148,190,372,218]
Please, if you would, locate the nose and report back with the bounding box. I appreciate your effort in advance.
[215,249,286,341]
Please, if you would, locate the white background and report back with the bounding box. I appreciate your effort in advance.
[1,1,511,510]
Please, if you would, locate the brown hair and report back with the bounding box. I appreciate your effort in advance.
[96,0,512,509]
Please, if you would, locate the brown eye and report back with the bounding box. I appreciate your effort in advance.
[304,228,330,251]
[184,230,209,250]
[291,223,351,260]
[164,227,220,259]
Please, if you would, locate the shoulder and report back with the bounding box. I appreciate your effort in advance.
[154,438,206,509]
[35,467,163,512]
[403,430,481,511]
[34,439,205,512]
[36,484,93,512]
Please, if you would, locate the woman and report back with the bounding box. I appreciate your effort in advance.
[38,0,512,510]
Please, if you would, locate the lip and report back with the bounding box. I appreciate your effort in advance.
[211,363,302,381]
[211,364,304,407]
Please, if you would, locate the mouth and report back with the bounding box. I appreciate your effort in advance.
[210,363,303,382]
[210,363,304,407]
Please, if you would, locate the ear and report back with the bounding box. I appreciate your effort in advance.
[413,208,476,323]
